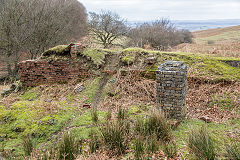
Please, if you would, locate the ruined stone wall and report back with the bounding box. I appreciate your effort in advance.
[156,61,187,119]
[18,60,90,86]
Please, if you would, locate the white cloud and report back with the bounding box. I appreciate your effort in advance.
[79,0,240,20]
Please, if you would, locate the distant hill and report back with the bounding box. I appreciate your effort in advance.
[193,25,240,39]
[172,25,240,58]
[128,19,240,31]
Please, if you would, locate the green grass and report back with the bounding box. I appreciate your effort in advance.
[197,30,240,43]
[173,118,240,159]
[120,48,240,81]
[70,110,107,127]
[0,100,81,157]
[20,90,39,100]
[77,77,101,104]
[41,45,70,57]
[70,126,99,139]
[82,48,112,66]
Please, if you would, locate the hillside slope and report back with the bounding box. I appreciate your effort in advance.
[173,25,240,58]
[0,46,240,159]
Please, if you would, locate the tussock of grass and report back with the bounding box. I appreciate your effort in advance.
[225,143,240,160]
[100,119,130,155]
[163,142,178,158]
[57,132,82,160]
[187,126,216,160]
[134,136,145,160]
[22,135,34,156]
[117,108,127,121]
[144,110,172,142]
[88,129,100,153]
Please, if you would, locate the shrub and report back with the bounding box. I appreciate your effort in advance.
[57,132,82,160]
[100,120,130,155]
[89,129,100,153]
[187,126,216,160]
[225,143,240,160]
[134,136,145,160]
[22,135,34,156]
[128,19,193,50]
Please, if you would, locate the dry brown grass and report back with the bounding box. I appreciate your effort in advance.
[193,25,240,38]
[101,71,239,123]
[172,25,240,58]
[102,70,156,113]
[173,42,240,58]
[186,81,240,122]
[0,84,9,93]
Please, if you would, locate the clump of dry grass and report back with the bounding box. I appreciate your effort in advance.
[187,126,216,160]
[102,70,156,113]
[100,118,130,155]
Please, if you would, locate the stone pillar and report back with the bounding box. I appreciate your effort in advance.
[156,61,187,119]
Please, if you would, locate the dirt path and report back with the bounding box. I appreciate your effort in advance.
[91,53,119,109]
[38,53,120,150]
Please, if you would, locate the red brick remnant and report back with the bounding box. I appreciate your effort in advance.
[18,60,90,86]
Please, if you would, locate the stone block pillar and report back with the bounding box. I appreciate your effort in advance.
[156,61,187,119]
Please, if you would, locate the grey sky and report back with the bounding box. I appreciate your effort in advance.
[79,0,240,21]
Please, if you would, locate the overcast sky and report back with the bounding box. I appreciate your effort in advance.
[79,0,240,21]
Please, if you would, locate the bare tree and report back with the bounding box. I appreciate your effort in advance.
[88,10,128,48]
[0,0,87,78]
[128,19,193,50]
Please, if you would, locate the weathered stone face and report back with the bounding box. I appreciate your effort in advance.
[156,61,187,119]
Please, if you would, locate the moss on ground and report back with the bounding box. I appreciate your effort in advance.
[0,100,77,156]
[70,110,107,127]
[70,126,100,139]
[20,90,39,101]
[77,77,101,104]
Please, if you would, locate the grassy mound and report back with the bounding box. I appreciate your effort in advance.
[121,48,240,81]
[41,45,71,57]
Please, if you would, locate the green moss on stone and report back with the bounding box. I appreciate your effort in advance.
[121,55,135,64]
[41,45,70,57]
[82,48,110,66]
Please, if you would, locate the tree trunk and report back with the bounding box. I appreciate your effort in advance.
[7,62,12,78]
